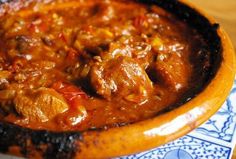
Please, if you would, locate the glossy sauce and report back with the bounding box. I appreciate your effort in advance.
[0,0,210,131]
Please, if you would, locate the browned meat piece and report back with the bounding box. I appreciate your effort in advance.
[14,88,69,122]
[101,36,153,69]
[90,56,153,103]
[73,27,114,55]
[154,53,190,91]
[6,35,58,61]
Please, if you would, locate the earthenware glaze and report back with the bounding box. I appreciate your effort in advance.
[0,0,235,158]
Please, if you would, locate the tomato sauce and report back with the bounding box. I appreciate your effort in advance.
[0,0,211,131]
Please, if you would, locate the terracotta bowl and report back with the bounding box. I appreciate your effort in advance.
[0,0,235,158]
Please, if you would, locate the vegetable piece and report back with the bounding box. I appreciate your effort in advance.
[151,37,164,52]
[58,28,75,45]
[14,88,69,122]
[52,82,88,107]
[66,48,80,61]
[52,82,88,125]
[133,15,149,31]
[28,15,49,34]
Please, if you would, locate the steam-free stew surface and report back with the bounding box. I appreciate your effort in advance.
[0,0,210,131]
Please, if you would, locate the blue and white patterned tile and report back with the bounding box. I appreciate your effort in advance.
[194,81,236,143]
[118,135,232,159]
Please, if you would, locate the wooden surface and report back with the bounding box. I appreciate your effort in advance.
[189,0,236,158]
[190,0,236,48]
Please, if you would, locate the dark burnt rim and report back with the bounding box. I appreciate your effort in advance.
[0,0,222,158]
[0,121,83,158]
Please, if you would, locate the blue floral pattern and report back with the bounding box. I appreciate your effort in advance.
[118,136,231,159]
[195,82,236,142]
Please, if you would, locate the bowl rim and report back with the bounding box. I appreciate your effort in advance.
[0,0,235,158]
[76,0,236,158]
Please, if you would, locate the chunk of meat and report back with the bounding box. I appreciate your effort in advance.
[6,35,39,60]
[74,27,114,55]
[101,37,153,69]
[6,35,57,61]
[153,53,190,91]
[14,88,69,122]
[90,56,153,103]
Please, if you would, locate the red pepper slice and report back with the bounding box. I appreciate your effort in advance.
[58,33,67,43]
[52,81,88,108]
[52,81,88,126]
[133,15,148,31]
[28,22,48,33]
[66,48,79,61]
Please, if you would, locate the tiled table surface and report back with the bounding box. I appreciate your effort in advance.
[190,0,236,49]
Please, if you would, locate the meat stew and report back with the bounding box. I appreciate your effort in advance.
[0,0,212,131]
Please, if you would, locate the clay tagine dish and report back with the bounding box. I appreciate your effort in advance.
[0,0,235,158]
